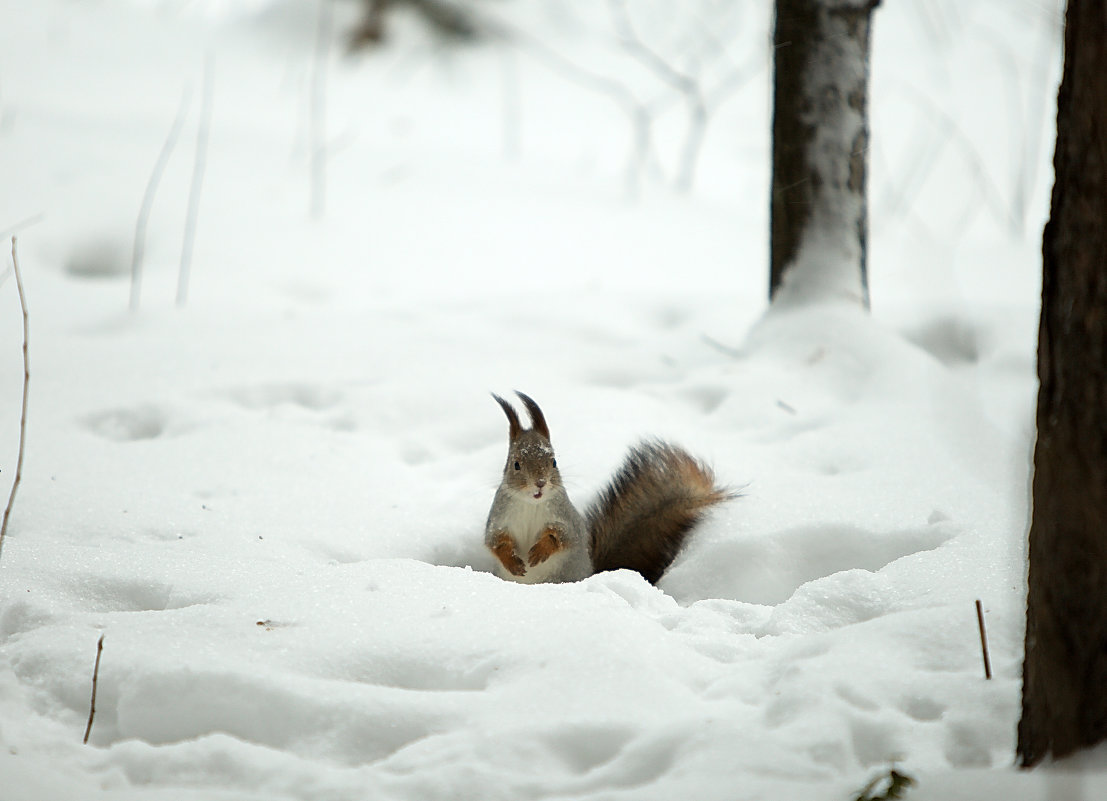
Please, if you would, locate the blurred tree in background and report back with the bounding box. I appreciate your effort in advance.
[349,0,481,47]
[770,0,880,308]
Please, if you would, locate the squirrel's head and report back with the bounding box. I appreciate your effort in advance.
[493,391,562,501]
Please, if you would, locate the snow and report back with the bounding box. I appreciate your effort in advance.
[1,0,1099,799]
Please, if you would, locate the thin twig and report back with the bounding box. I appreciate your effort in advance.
[609,0,697,95]
[0,237,29,563]
[607,0,764,192]
[975,599,992,680]
[83,634,105,744]
[177,52,214,309]
[131,86,193,312]
[310,0,333,219]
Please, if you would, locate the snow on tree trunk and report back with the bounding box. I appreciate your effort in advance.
[1018,0,1107,768]
[769,0,879,308]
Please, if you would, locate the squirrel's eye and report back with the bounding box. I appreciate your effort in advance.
[513,461,520,471]
[552,459,557,468]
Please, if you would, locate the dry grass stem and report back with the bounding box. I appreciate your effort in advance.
[83,634,106,744]
[0,236,29,562]
[976,599,992,680]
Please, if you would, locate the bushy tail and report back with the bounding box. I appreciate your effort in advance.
[586,440,735,583]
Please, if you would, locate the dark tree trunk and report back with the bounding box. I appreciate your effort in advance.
[770,0,879,308]
[1018,0,1107,769]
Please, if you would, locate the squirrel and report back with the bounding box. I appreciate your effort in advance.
[484,391,733,585]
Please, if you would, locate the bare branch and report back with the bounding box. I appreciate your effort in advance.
[608,0,714,192]
[1,236,30,563]
[898,84,1019,235]
[609,0,696,95]
[483,15,655,198]
[479,4,760,196]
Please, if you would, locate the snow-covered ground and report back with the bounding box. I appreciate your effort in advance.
[1,0,1095,798]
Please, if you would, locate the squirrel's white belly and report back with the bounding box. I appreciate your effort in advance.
[498,499,586,584]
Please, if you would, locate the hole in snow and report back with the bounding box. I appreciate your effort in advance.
[81,405,173,442]
[903,316,981,366]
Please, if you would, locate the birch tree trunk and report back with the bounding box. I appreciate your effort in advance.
[769,0,880,308]
[1018,0,1107,768]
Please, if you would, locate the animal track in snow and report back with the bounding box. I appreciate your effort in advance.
[903,316,981,366]
[400,441,433,466]
[564,728,686,788]
[74,576,219,613]
[0,600,55,641]
[848,714,902,768]
[683,384,729,414]
[901,694,945,722]
[64,237,129,279]
[835,682,880,713]
[943,721,993,767]
[224,382,342,413]
[580,369,642,390]
[344,652,496,693]
[763,692,808,730]
[538,723,636,774]
[81,404,175,442]
[647,304,692,330]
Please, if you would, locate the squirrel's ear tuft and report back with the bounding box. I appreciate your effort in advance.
[492,393,522,441]
[514,391,550,441]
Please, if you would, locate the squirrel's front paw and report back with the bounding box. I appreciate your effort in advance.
[527,528,564,566]
[490,532,527,577]
[504,553,526,576]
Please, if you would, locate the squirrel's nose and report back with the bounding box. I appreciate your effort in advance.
[535,478,547,489]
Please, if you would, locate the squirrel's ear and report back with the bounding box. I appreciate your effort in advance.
[514,391,550,441]
[491,393,522,441]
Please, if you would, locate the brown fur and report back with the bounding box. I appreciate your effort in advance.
[586,441,735,583]
[489,530,526,576]
[527,525,566,566]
